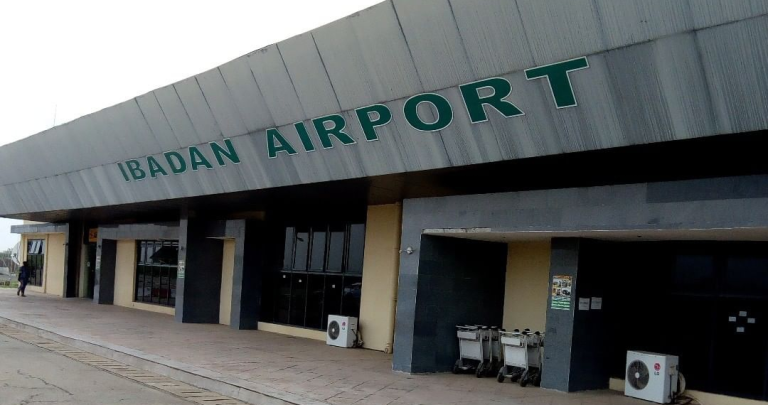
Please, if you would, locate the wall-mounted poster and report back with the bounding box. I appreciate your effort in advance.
[551,275,572,310]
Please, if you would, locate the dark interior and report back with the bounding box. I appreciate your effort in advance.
[580,240,768,400]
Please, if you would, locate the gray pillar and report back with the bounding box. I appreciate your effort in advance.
[541,238,610,392]
[393,235,507,373]
[229,220,263,330]
[541,238,581,391]
[64,222,83,298]
[175,218,224,324]
[93,238,116,305]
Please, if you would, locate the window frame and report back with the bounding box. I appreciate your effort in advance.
[26,238,45,287]
[265,223,365,330]
[134,240,179,307]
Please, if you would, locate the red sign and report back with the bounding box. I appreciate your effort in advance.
[654,363,661,371]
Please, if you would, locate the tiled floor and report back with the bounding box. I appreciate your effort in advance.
[0,289,643,405]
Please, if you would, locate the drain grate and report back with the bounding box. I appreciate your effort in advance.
[0,324,246,405]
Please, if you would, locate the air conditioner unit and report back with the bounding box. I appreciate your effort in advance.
[625,351,679,404]
[327,315,358,348]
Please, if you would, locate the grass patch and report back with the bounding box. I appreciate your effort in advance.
[0,280,19,288]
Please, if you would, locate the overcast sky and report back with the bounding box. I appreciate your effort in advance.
[0,0,383,250]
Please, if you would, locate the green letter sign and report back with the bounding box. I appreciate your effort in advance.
[164,151,187,174]
[189,146,214,170]
[266,128,297,158]
[119,57,592,175]
[403,93,453,132]
[147,156,168,178]
[210,139,240,166]
[355,104,392,141]
[125,160,146,180]
[460,78,523,123]
[525,57,589,108]
[313,114,356,149]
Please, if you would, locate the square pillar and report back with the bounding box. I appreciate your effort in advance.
[229,220,265,330]
[393,235,507,373]
[175,218,224,323]
[93,238,116,305]
[542,238,610,392]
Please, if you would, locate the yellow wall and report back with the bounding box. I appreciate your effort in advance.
[219,239,235,325]
[21,233,66,297]
[609,379,763,405]
[114,240,174,316]
[44,233,66,297]
[359,204,402,352]
[503,241,551,332]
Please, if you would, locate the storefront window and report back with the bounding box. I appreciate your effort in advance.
[263,223,365,330]
[26,239,45,287]
[135,240,178,307]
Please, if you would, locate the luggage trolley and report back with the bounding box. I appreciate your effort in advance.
[497,329,544,386]
[453,325,490,377]
[488,326,503,377]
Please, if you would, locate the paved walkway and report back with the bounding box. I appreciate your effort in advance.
[0,289,640,405]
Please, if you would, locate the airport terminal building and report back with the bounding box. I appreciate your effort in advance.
[5,1,768,402]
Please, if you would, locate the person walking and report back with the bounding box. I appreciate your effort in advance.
[17,261,30,297]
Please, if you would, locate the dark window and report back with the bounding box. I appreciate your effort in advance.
[293,229,309,271]
[282,228,295,270]
[263,223,365,330]
[26,239,45,287]
[309,228,326,272]
[671,254,715,295]
[725,256,768,298]
[135,240,178,307]
[327,226,345,273]
[347,224,366,274]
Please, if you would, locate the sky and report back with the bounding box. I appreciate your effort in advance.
[0,0,383,251]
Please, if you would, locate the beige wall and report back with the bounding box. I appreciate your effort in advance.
[114,240,136,308]
[219,239,235,325]
[503,241,551,332]
[21,233,66,297]
[359,204,402,353]
[114,240,174,316]
[45,233,66,297]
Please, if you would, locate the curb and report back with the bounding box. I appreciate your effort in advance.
[0,316,329,405]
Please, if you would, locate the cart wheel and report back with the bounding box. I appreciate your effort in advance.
[452,359,461,375]
[510,371,521,383]
[475,362,486,378]
[520,371,529,387]
[496,367,505,383]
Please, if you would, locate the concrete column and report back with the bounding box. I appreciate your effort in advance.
[393,235,507,373]
[64,222,83,298]
[175,218,224,324]
[541,238,610,392]
[93,238,116,305]
[229,220,265,330]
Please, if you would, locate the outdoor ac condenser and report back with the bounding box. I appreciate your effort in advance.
[326,315,358,348]
[625,351,679,404]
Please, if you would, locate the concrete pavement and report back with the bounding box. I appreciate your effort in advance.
[0,289,643,405]
[0,333,192,405]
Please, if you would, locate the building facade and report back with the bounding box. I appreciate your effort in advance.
[5,1,768,402]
